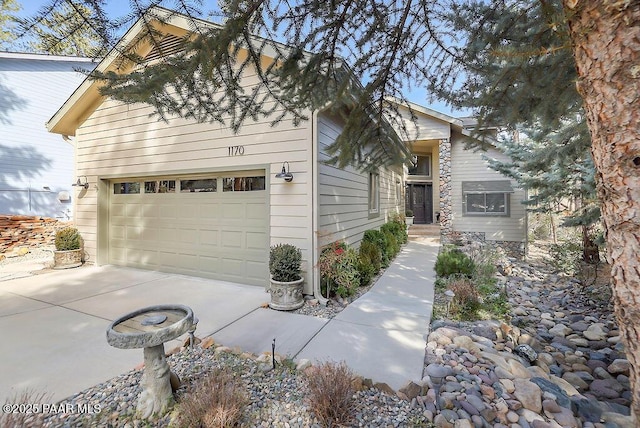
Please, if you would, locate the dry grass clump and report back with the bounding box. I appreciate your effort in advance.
[447,276,481,318]
[1,390,48,428]
[305,361,355,427]
[174,367,247,428]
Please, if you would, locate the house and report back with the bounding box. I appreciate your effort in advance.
[394,101,527,256]
[46,8,526,299]
[46,8,404,298]
[0,52,95,219]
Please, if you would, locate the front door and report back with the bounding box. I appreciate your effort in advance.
[406,184,433,224]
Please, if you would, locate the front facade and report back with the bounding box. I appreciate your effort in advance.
[0,52,94,219]
[46,9,403,297]
[396,102,527,256]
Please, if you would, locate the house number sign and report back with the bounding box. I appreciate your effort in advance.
[228,145,245,156]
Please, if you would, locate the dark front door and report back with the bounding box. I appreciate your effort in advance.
[406,184,433,224]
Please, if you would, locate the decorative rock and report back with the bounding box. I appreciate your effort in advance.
[513,379,542,413]
[583,323,608,341]
[399,380,423,400]
[295,359,311,371]
[542,399,561,413]
[515,344,538,363]
[561,372,588,391]
[607,359,630,375]
[548,324,572,338]
[509,359,532,379]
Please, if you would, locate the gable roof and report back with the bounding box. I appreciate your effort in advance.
[47,6,291,136]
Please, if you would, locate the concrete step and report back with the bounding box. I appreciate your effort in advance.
[407,224,441,236]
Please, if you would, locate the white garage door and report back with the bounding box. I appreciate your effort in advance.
[108,172,268,286]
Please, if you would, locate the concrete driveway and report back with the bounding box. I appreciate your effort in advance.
[0,238,437,405]
[0,266,275,403]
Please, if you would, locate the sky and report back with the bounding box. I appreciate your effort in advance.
[16,0,463,117]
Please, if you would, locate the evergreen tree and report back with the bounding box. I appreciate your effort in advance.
[21,2,107,56]
[0,0,21,50]
[438,0,600,260]
[15,1,107,56]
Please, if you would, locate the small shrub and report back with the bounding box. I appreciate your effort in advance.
[447,276,481,319]
[405,209,413,217]
[362,229,390,267]
[318,242,360,298]
[381,220,407,245]
[358,240,382,286]
[55,227,81,251]
[548,241,582,275]
[383,230,399,258]
[305,362,355,427]
[269,243,302,282]
[435,247,475,278]
[174,367,247,428]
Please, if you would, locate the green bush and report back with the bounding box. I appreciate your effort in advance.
[548,241,582,275]
[435,247,475,278]
[55,227,81,251]
[318,242,360,298]
[383,230,399,259]
[362,229,390,267]
[381,220,407,245]
[269,243,302,282]
[358,240,381,286]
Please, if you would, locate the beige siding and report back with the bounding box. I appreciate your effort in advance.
[73,88,314,286]
[394,105,451,141]
[450,137,526,242]
[317,113,403,248]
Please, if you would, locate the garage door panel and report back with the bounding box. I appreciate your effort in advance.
[247,232,267,250]
[109,173,268,286]
[199,229,220,246]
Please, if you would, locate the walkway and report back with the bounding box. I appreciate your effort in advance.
[0,238,437,403]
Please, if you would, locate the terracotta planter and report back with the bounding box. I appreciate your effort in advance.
[53,249,83,269]
[268,276,304,311]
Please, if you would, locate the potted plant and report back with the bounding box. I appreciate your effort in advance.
[53,227,83,269]
[405,209,415,227]
[268,243,304,310]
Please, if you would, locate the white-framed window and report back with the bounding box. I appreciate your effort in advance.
[368,172,380,217]
[462,181,513,216]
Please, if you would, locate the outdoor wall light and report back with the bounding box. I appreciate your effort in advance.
[72,176,89,189]
[275,161,294,182]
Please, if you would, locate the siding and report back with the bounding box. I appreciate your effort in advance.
[73,70,314,284]
[317,112,403,248]
[450,136,526,242]
[0,55,92,218]
[394,104,451,141]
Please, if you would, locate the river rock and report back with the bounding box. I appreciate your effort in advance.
[513,379,542,413]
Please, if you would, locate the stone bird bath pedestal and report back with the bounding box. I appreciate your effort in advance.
[106,304,194,419]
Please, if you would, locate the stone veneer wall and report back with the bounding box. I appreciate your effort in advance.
[438,138,453,238]
[0,215,71,253]
[449,231,525,259]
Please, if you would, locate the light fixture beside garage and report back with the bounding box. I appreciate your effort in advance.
[275,161,294,182]
[72,176,89,189]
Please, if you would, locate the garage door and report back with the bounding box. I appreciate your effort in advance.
[108,172,268,286]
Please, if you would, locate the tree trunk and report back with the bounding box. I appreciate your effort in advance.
[563,1,640,420]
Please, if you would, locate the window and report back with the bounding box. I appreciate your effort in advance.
[223,176,266,192]
[144,180,176,193]
[368,173,380,216]
[114,182,140,194]
[408,155,431,177]
[462,181,513,216]
[180,178,217,193]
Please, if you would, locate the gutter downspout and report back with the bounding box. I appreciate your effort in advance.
[311,108,329,306]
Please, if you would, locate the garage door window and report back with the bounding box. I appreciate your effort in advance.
[145,180,176,193]
[114,182,140,194]
[223,176,266,192]
[180,178,217,193]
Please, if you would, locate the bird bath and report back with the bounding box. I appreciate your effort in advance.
[106,304,194,419]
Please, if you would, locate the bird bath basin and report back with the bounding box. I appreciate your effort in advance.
[106,304,194,419]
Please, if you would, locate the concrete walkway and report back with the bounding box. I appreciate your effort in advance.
[0,238,437,404]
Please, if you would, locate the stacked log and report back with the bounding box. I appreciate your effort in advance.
[0,215,71,253]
